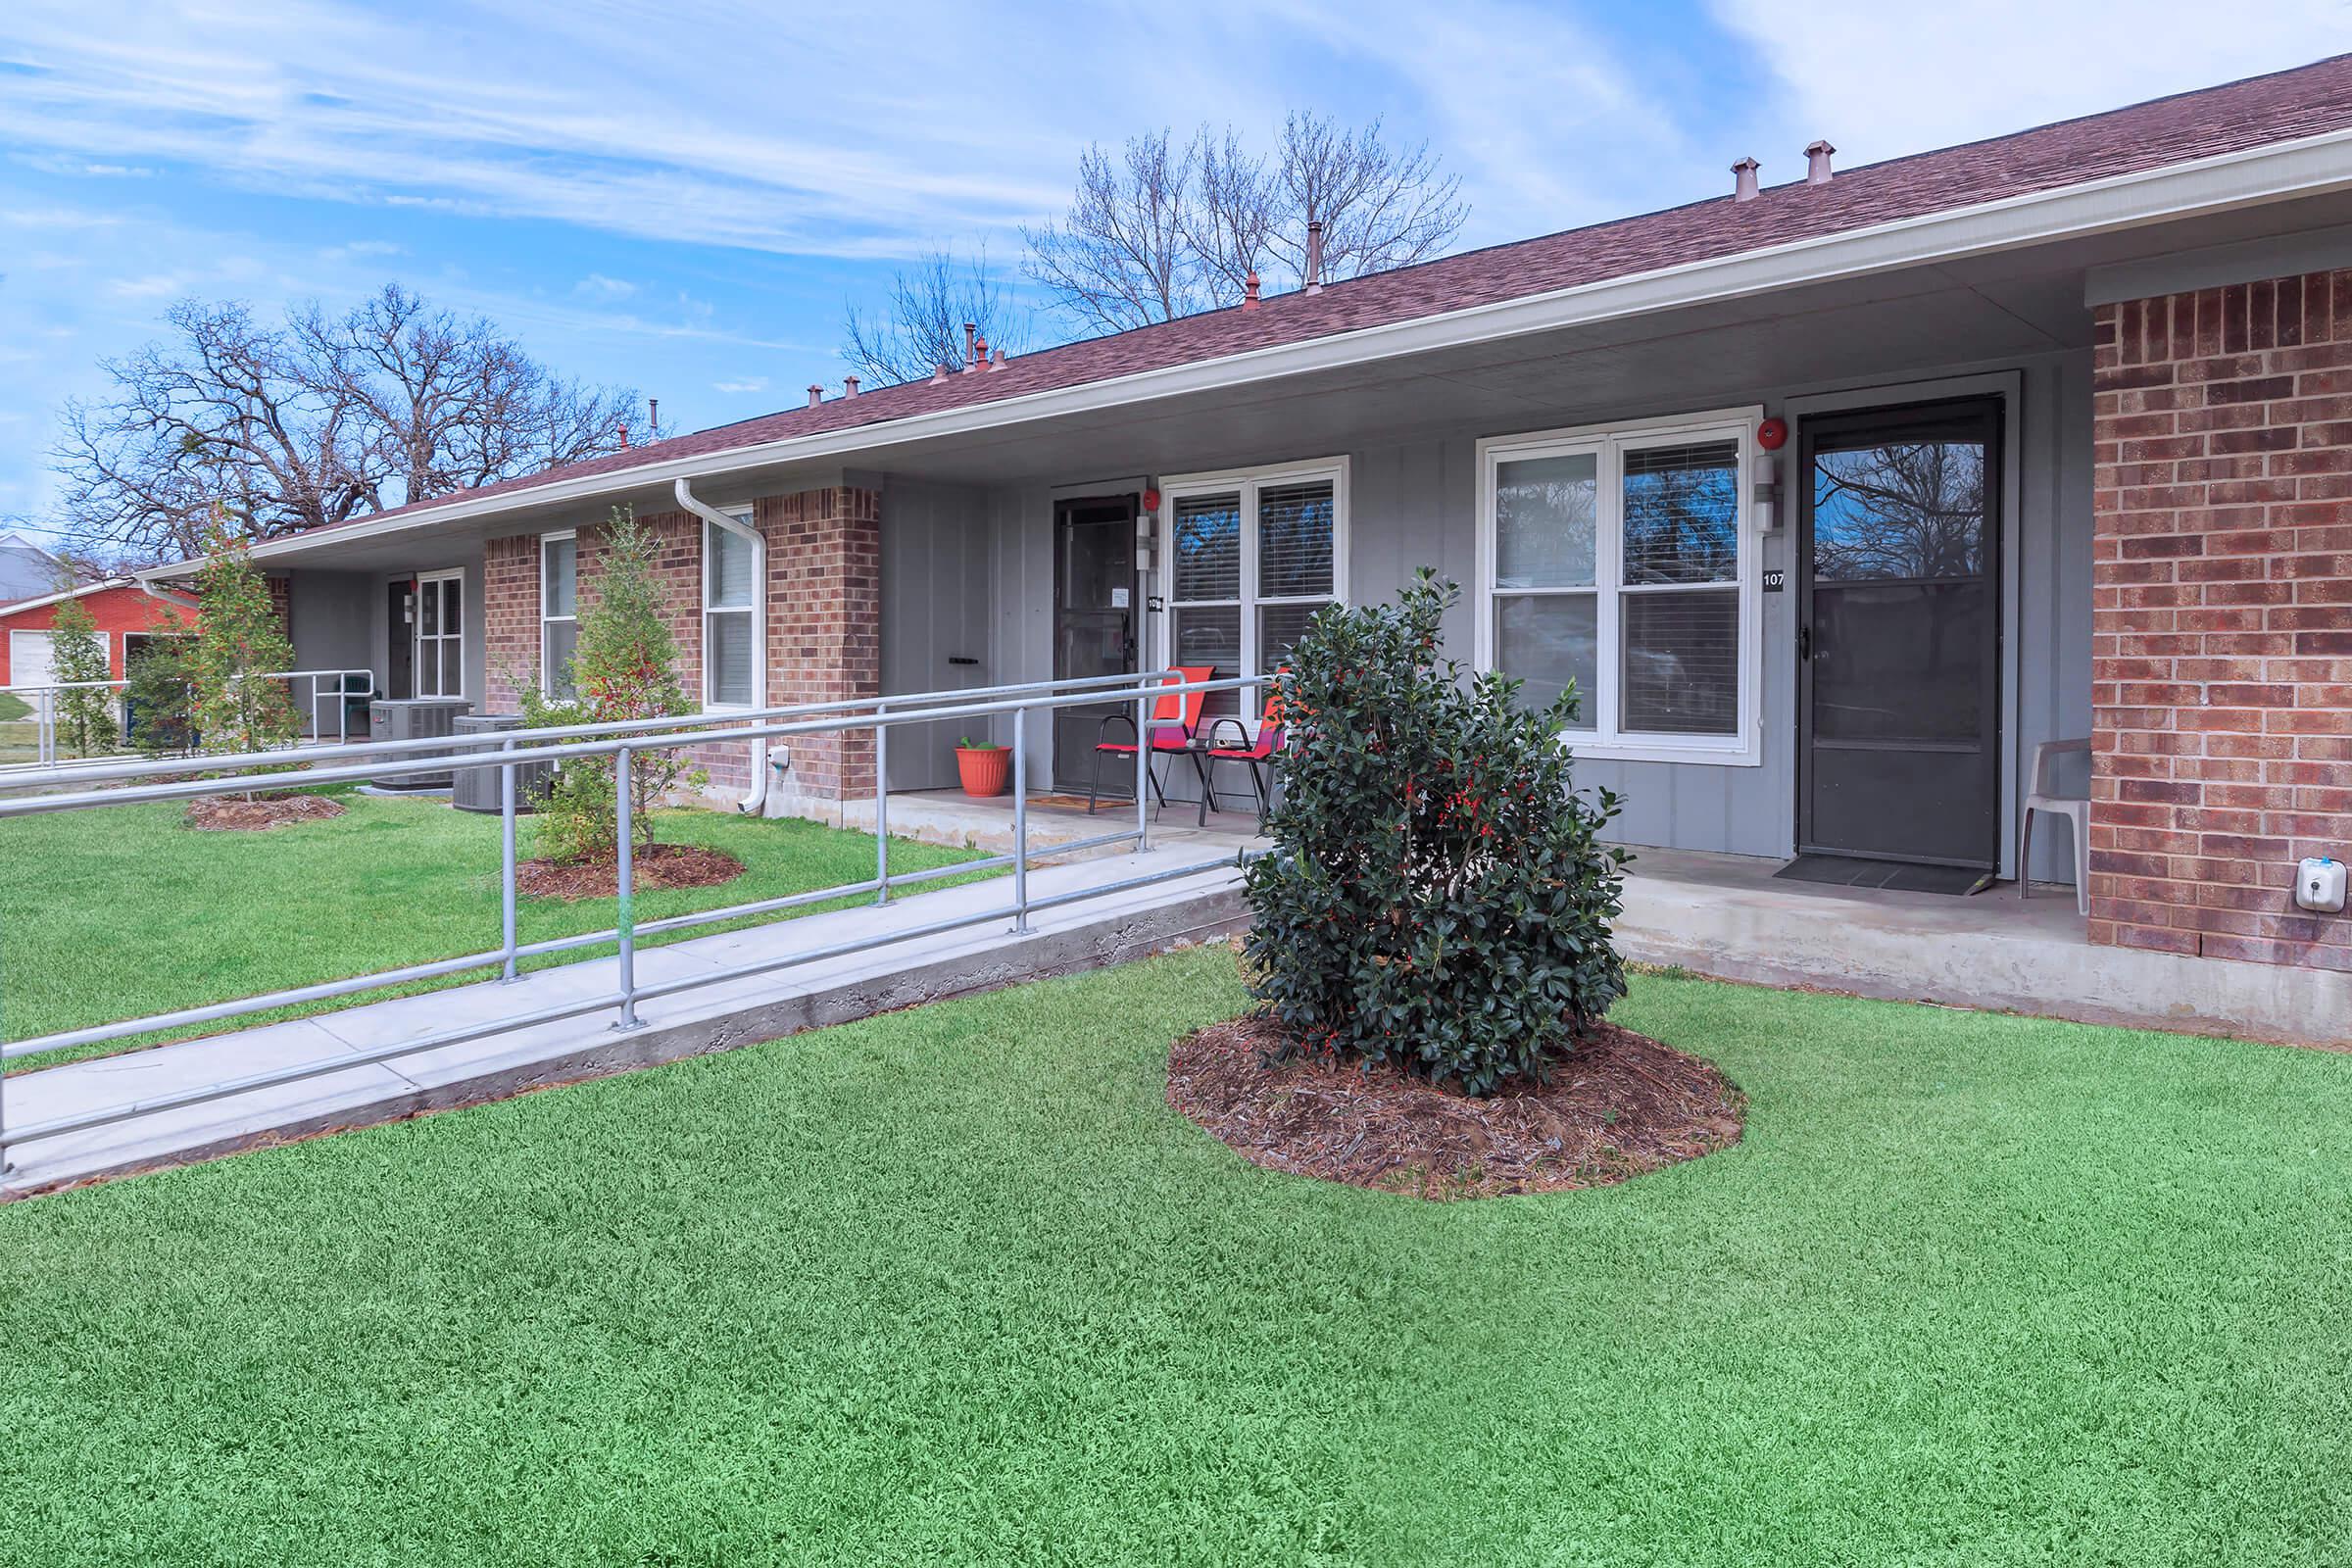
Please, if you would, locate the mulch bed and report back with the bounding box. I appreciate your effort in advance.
[515,844,747,901]
[1167,1013,1745,1200]
[183,795,347,832]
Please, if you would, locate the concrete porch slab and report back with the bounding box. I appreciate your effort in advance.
[1617,846,2350,1048]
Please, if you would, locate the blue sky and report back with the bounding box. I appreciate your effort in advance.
[1,0,2346,540]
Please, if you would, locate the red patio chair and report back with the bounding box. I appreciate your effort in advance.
[1203,680,1288,827]
[1088,665,1215,816]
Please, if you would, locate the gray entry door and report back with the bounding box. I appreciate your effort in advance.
[1797,399,2003,868]
[1052,495,1139,789]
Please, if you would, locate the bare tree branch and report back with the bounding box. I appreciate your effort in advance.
[840,247,1032,386]
[1022,130,1206,335]
[53,285,638,564]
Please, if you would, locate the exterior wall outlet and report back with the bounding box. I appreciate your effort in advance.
[2296,856,2347,914]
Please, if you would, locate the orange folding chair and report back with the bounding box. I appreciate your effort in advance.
[1088,665,1214,817]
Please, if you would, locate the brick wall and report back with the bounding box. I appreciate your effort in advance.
[477,486,882,804]
[482,535,538,713]
[761,485,881,803]
[2089,268,2352,969]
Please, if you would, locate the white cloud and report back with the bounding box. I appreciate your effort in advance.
[318,237,402,263]
[712,376,768,394]
[105,273,182,299]
[1708,1,2352,172]
[574,272,637,302]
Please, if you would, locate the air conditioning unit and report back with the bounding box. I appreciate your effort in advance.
[368,697,471,790]
[450,714,554,813]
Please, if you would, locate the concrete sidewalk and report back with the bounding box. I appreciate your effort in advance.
[1,846,1250,1198]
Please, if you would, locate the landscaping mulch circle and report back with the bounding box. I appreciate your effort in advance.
[1168,1013,1745,1200]
[516,844,747,901]
[183,795,348,832]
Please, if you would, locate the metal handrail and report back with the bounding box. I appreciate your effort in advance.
[0,671,1265,1173]
[0,666,376,765]
[0,666,1176,792]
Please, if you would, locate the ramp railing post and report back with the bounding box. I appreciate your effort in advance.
[613,746,641,1030]
[1135,683,1150,853]
[874,700,890,905]
[499,736,519,983]
[1011,705,1030,933]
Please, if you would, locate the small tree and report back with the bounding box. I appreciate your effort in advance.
[123,610,198,759]
[1242,570,1628,1098]
[518,505,698,862]
[184,511,300,763]
[44,589,116,758]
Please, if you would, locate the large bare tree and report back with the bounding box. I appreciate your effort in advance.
[55,285,638,563]
[1022,113,1468,335]
[839,247,1032,387]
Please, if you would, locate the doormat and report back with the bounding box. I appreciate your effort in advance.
[1773,853,1995,897]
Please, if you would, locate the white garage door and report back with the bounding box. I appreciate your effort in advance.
[9,629,59,691]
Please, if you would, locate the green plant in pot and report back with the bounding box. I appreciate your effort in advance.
[954,734,1010,798]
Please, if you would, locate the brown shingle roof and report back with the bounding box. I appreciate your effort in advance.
[314,52,2352,535]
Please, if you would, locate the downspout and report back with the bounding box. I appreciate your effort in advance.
[673,477,769,814]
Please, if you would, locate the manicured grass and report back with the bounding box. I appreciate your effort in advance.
[0,792,986,1071]
[2,948,2347,1565]
[0,690,31,719]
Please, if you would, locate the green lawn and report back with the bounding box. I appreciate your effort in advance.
[0,792,986,1072]
[1,947,2346,1565]
[0,690,31,719]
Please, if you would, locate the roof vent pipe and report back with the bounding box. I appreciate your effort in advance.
[989,348,1006,371]
[1242,269,1260,310]
[808,384,823,408]
[963,320,978,369]
[931,364,949,383]
[1805,140,1835,184]
[843,375,859,398]
[1732,158,1760,202]
[1304,220,1324,294]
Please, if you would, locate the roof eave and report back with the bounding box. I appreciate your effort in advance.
[183,120,2352,575]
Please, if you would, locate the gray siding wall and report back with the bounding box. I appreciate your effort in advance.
[879,476,998,791]
[965,347,2095,878]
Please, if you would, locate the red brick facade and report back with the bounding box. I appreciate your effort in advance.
[480,486,881,804]
[2089,268,2352,969]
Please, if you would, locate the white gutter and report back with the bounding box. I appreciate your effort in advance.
[192,122,2352,573]
[672,478,769,815]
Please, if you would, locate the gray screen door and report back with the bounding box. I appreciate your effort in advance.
[1053,496,1139,788]
[1798,399,2002,868]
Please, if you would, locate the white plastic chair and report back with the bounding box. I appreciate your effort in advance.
[2019,737,2091,915]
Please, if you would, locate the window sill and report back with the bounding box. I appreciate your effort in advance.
[1556,734,1762,768]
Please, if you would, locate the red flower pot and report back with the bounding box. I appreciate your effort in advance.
[955,744,1011,798]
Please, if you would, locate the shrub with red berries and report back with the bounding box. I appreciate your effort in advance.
[1242,569,1627,1097]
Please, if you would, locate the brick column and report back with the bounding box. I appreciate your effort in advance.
[2089,269,2352,968]
[760,485,881,803]
[483,534,539,713]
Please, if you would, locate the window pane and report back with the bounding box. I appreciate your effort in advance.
[418,581,439,636]
[440,578,463,633]
[1811,581,1986,742]
[1622,439,1740,585]
[1256,480,1334,598]
[1623,589,1738,734]
[709,525,755,609]
[707,611,753,706]
[1494,453,1597,588]
[1495,594,1598,724]
[544,618,579,702]
[1172,604,1241,722]
[1171,493,1241,602]
[1257,601,1326,675]
[417,639,441,698]
[1812,439,1987,581]
[544,536,576,615]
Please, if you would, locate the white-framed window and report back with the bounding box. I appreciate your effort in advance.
[1475,408,1761,766]
[415,567,465,699]
[540,530,577,701]
[702,513,758,710]
[1158,457,1347,726]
